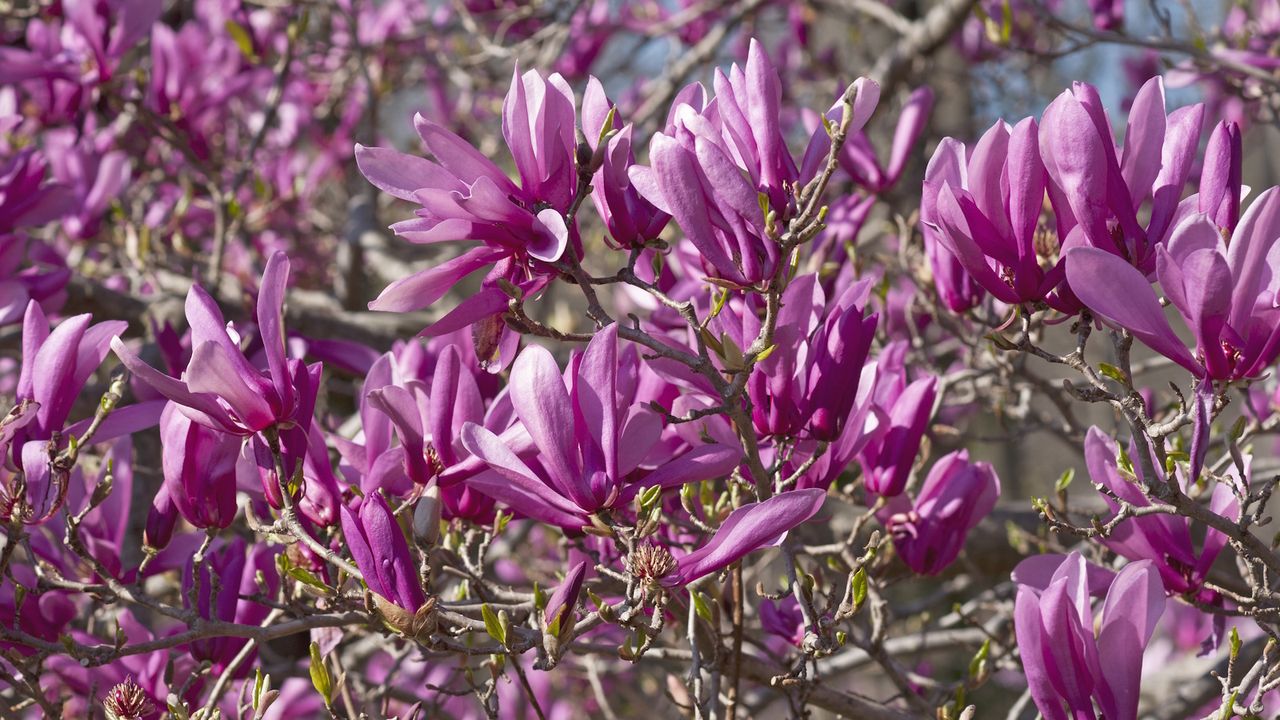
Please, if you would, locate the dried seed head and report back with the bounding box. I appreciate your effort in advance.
[104,677,153,720]
[627,544,676,584]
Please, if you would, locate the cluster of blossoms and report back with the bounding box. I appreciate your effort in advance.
[4,0,1280,718]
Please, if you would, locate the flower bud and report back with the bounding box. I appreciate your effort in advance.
[413,485,442,548]
[143,483,178,551]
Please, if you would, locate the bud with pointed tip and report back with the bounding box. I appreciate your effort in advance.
[413,485,442,548]
[143,483,178,551]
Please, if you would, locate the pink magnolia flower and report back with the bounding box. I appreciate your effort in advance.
[1066,187,1280,381]
[1015,552,1165,720]
[459,324,739,530]
[882,449,1000,575]
[112,252,340,525]
[355,67,578,344]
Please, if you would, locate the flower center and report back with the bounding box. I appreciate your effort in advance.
[627,544,677,583]
[104,677,153,720]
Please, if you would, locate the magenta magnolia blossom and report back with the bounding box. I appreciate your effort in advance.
[749,274,876,440]
[1066,187,1280,381]
[1084,427,1238,597]
[112,252,340,525]
[635,40,877,286]
[159,401,239,530]
[0,149,75,234]
[1015,552,1165,720]
[2,302,163,525]
[581,78,669,248]
[543,560,588,631]
[460,324,739,529]
[920,138,983,314]
[16,302,125,441]
[883,450,1000,575]
[341,491,427,613]
[926,117,1076,311]
[858,374,937,497]
[355,67,577,339]
[0,234,70,326]
[760,596,805,647]
[1041,77,1203,274]
[339,340,500,522]
[42,126,131,239]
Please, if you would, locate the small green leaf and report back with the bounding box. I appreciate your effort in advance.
[493,510,512,535]
[308,641,332,708]
[755,344,777,363]
[1098,362,1127,384]
[691,591,713,624]
[288,566,329,592]
[699,327,724,356]
[969,638,991,679]
[638,484,663,511]
[597,106,617,147]
[1117,444,1134,475]
[1231,416,1248,441]
[720,333,745,372]
[253,669,267,709]
[225,19,259,62]
[1054,468,1074,494]
[985,332,1018,351]
[481,603,507,646]
[1230,626,1242,660]
[850,568,868,610]
[709,288,729,319]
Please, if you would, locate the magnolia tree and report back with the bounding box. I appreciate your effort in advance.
[4,0,1280,718]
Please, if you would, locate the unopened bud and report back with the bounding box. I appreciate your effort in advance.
[413,486,442,547]
[574,123,595,165]
[587,141,608,174]
[88,473,114,510]
[254,689,280,719]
